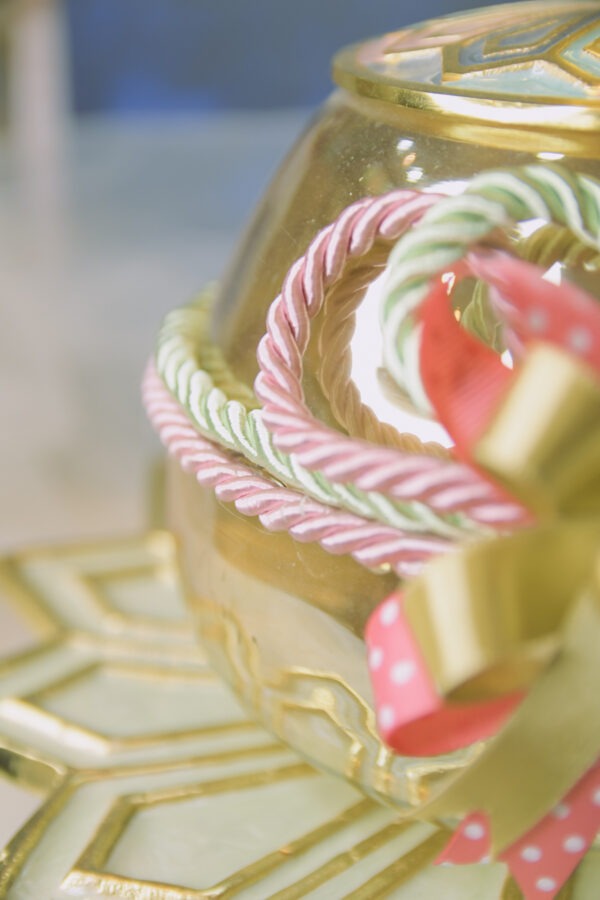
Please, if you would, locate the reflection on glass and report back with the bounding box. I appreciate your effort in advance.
[349,273,452,447]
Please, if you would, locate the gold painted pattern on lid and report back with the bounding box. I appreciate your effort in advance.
[334,1,600,133]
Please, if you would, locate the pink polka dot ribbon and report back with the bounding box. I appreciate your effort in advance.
[365,591,521,757]
[367,254,600,898]
[368,583,600,898]
[470,252,600,377]
[436,760,600,898]
[419,252,600,465]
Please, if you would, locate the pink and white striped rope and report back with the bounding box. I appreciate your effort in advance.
[254,190,525,527]
[142,361,450,577]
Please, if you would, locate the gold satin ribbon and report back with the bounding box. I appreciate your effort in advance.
[403,344,600,853]
[475,344,600,519]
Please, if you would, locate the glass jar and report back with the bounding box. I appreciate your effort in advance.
[168,0,600,811]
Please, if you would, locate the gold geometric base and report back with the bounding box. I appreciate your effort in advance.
[0,533,594,898]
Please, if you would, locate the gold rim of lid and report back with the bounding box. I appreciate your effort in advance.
[333,1,600,139]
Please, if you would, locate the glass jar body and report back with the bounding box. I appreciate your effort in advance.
[170,86,600,805]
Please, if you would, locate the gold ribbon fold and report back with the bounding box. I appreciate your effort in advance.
[404,344,600,853]
[476,343,600,519]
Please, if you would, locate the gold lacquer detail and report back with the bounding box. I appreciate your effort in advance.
[334,2,600,144]
[0,532,510,899]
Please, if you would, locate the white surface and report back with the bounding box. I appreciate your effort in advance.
[0,112,309,549]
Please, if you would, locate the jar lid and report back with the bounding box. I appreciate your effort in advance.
[333,1,600,139]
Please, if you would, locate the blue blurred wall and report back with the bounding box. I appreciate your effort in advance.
[66,0,506,114]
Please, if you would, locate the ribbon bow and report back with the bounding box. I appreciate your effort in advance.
[366,253,600,898]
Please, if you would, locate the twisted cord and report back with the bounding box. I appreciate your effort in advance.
[457,224,600,362]
[143,361,450,577]
[517,223,600,271]
[316,255,451,456]
[382,165,600,405]
[253,189,525,526]
[160,289,258,408]
[156,292,477,538]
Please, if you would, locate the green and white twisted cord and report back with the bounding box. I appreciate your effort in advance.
[382,165,600,409]
[156,292,481,539]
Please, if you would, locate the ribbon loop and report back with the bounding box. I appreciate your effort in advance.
[404,520,600,703]
[367,520,600,760]
[422,572,600,854]
[367,251,600,896]
[476,344,600,518]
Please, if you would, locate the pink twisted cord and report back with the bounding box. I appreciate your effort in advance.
[142,361,450,577]
[254,190,525,527]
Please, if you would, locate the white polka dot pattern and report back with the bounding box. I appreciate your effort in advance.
[536,877,557,892]
[464,822,486,841]
[435,764,600,899]
[563,835,585,854]
[390,660,416,685]
[521,846,542,863]
[369,646,384,670]
[379,599,400,626]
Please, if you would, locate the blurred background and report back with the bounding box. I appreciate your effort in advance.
[1,0,503,550]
